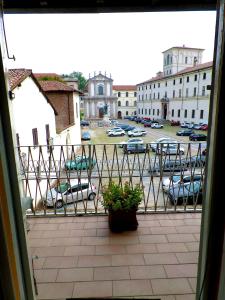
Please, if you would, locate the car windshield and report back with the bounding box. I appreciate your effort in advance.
[185,182,200,193]
[171,175,181,182]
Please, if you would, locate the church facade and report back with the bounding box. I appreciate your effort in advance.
[82,72,118,119]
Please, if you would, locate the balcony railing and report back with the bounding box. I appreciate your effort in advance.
[18,142,206,217]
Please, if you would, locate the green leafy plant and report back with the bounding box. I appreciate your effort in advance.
[101,181,143,211]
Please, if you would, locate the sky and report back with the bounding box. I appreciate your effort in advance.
[5,11,216,85]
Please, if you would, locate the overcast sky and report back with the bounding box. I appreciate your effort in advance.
[5,11,216,85]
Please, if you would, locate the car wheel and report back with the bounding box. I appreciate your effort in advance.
[162,151,166,155]
[128,151,132,154]
[180,151,184,155]
[55,199,63,209]
[88,192,96,200]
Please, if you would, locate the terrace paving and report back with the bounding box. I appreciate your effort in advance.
[27,212,201,299]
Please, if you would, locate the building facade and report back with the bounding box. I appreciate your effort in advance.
[113,85,137,118]
[137,46,212,124]
[82,72,118,119]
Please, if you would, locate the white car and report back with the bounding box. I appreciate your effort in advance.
[151,123,163,129]
[118,138,144,148]
[162,174,202,192]
[150,138,178,152]
[108,128,125,136]
[127,129,147,137]
[156,143,185,155]
[106,127,121,134]
[44,179,97,209]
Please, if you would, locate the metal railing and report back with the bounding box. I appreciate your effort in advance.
[18,142,206,216]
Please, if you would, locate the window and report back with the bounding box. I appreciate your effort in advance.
[142,95,144,100]
[157,109,159,116]
[180,78,182,84]
[45,124,50,146]
[193,87,197,96]
[76,103,78,118]
[194,74,198,81]
[98,84,104,95]
[158,92,160,99]
[170,69,172,74]
[16,133,20,147]
[153,84,155,88]
[149,109,151,114]
[153,93,155,99]
[142,86,144,90]
[150,85,151,89]
[173,90,175,98]
[134,92,137,97]
[165,81,167,87]
[173,79,176,85]
[149,94,151,100]
[202,86,206,96]
[32,128,39,147]
[203,72,206,80]
[184,109,187,118]
[200,110,204,119]
[186,88,189,97]
[158,83,160,88]
[138,108,140,114]
[165,91,167,97]
[172,109,174,117]
[185,56,188,64]
[118,92,121,97]
[126,91,128,97]
[153,109,155,115]
[118,101,121,106]
[138,95,140,100]
[192,110,195,118]
[146,85,147,90]
[126,111,128,115]
[187,76,189,83]
[179,89,182,98]
[126,100,129,106]
[145,109,147,114]
[177,109,180,117]
[141,109,143,114]
[134,101,136,106]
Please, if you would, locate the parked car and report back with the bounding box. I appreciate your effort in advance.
[81,131,91,140]
[167,181,203,205]
[123,125,136,132]
[119,138,143,148]
[80,120,90,126]
[193,123,203,130]
[170,120,180,126]
[117,123,132,130]
[180,122,191,128]
[127,128,147,137]
[162,174,202,192]
[189,133,207,141]
[65,156,96,170]
[200,124,208,130]
[144,121,152,127]
[108,129,125,136]
[44,179,96,209]
[151,123,163,129]
[123,143,149,154]
[150,138,178,152]
[106,127,121,134]
[148,158,188,173]
[156,144,185,155]
[176,129,195,136]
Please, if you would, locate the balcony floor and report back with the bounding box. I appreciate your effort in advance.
[27,212,201,300]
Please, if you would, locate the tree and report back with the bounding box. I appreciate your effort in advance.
[62,71,87,91]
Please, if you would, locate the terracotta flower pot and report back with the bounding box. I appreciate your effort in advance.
[108,208,138,232]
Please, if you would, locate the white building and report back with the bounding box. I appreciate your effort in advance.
[7,69,57,149]
[137,46,212,124]
[113,85,137,118]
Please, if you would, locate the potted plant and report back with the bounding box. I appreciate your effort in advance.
[101,181,143,232]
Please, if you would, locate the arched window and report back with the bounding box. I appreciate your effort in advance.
[118,101,121,107]
[126,101,129,106]
[97,84,104,95]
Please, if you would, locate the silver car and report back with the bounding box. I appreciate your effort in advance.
[162,174,202,192]
[156,144,185,155]
[150,138,178,152]
[44,179,97,209]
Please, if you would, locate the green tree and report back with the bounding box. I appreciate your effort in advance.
[62,71,87,91]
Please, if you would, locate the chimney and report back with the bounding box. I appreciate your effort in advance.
[156,71,163,77]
